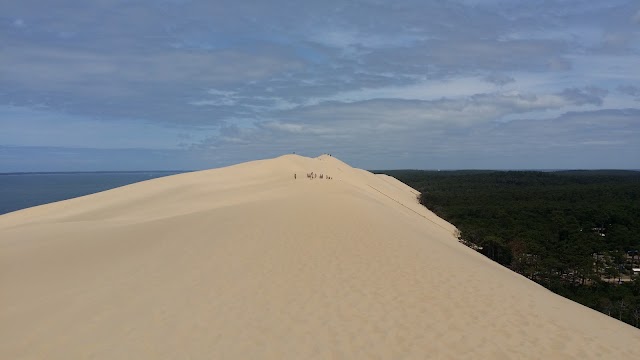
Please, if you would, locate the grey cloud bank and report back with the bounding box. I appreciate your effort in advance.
[1,0,639,171]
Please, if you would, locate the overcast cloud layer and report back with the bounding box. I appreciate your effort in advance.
[1,0,639,171]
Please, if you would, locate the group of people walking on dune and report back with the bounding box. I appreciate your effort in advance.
[294,172,332,180]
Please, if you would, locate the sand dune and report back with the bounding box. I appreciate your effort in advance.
[1,154,638,359]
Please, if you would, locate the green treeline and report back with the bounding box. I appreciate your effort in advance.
[376,169,640,327]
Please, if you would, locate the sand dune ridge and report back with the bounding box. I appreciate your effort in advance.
[1,154,638,359]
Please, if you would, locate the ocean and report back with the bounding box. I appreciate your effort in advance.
[0,171,188,215]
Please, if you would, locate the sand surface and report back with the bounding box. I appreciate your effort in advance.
[1,154,639,359]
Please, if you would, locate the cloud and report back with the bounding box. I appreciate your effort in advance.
[240,89,617,143]
[617,85,640,97]
[190,99,237,107]
[559,87,608,106]
[12,18,25,28]
[190,90,239,107]
[308,28,425,50]
[484,74,516,87]
[0,45,303,124]
[0,145,207,172]
[490,109,640,152]
[0,105,205,149]
[546,57,572,71]
[191,108,640,170]
[592,32,636,54]
[1,47,302,91]
[361,38,571,75]
[313,76,497,104]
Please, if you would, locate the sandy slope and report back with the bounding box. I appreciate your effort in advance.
[1,154,638,359]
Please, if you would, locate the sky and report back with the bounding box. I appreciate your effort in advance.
[1,0,639,171]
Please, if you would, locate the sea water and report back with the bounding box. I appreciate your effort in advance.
[0,171,187,215]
